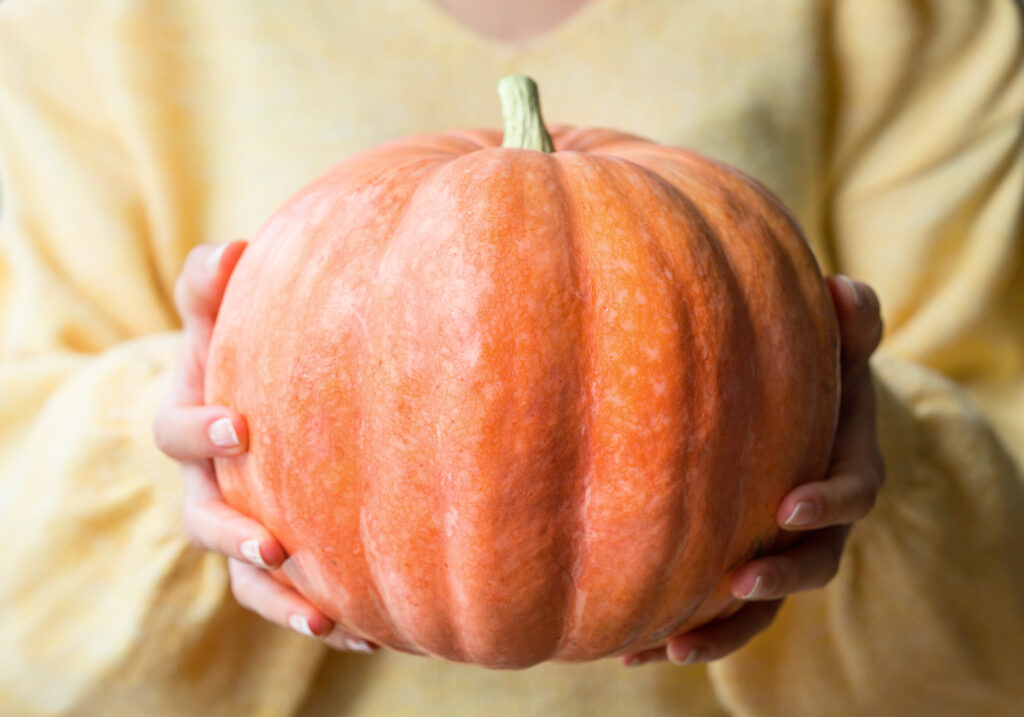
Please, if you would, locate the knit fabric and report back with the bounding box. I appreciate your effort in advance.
[0,1,1021,715]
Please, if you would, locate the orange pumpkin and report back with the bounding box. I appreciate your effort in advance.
[206,76,840,669]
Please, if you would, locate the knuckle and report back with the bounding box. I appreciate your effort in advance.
[840,350,870,381]
[825,540,845,578]
[181,509,209,551]
[228,561,259,599]
[785,563,805,594]
[850,480,878,520]
[820,530,849,585]
[172,272,191,317]
[820,558,841,586]
[867,320,884,354]
[841,328,883,372]
[174,245,213,316]
[228,571,251,607]
[873,451,887,488]
[184,244,208,273]
[761,559,789,595]
[862,284,881,316]
[182,522,205,551]
[227,564,279,625]
[152,410,173,454]
[180,342,206,387]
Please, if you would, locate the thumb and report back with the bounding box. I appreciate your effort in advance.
[826,275,883,377]
[169,239,248,404]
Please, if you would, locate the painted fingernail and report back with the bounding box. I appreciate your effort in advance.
[288,614,317,638]
[740,574,777,600]
[837,275,864,309]
[240,539,269,568]
[675,647,707,666]
[208,417,240,448]
[206,243,229,274]
[784,501,818,527]
[345,637,376,654]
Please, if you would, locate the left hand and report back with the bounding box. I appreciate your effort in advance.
[154,240,379,655]
[623,274,885,668]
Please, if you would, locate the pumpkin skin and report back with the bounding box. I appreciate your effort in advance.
[205,124,840,670]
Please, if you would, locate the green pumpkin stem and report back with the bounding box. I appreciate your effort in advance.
[498,75,555,153]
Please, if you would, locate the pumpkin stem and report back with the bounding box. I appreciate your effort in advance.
[499,75,555,153]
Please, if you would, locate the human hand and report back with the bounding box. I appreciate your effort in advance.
[153,240,378,655]
[623,275,885,668]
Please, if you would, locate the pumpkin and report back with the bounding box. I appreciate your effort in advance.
[205,76,840,669]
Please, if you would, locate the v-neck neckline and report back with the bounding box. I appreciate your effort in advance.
[418,0,618,50]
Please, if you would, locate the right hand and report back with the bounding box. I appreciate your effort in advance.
[153,240,378,655]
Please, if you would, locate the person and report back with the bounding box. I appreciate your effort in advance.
[0,0,1021,715]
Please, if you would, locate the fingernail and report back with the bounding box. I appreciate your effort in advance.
[240,539,269,568]
[206,243,229,273]
[784,501,818,527]
[345,637,376,654]
[208,417,240,448]
[740,574,776,600]
[673,647,707,666]
[838,275,864,309]
[288,614,317,638]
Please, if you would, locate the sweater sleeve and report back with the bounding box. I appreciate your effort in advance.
[707,2,1024,715]
[0,3,325,715]
[821,0,1024,459]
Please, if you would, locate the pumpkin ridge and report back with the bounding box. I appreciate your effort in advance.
[362,148,589,665]
[358,151,485,657]
[591,155,735,646]
[636,154,759,643]
[312,151,461,654]
[539,154,691,654]
[545,153,595,660]
[502,151,588,665]
[602,153,763,592]
[637,165,768,621]
[619,145,839,570]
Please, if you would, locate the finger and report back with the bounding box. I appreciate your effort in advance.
[656,601,782,666]
[621,646,669,668]
[323,627,380,654]
[181,461,286,569]
[780,370,882,531]
[826,275,883,377]
[830,368,885,488]
[227,558,335,638]
[779,367,883,530]
[169,240,247,404]
[153,405,248,460]
[778,357,884,532]
[779,469,879,531]
[730,525,848,601]
[623,601,783,668]
[172,240,247,331]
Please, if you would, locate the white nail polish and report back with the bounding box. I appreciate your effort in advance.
[288,615,316,637]
[345,637,375,654]
[206,243,228,273]
[240,539,269,568]
[784,501,817,527]
[838,275,863,309]
[682,647,706,665]
[208,417,240,448]
[741,575,765,600]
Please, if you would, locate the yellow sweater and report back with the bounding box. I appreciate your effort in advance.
[0,1,1022,715]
